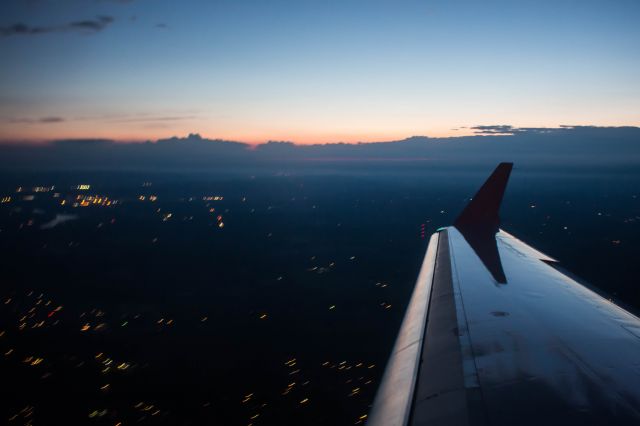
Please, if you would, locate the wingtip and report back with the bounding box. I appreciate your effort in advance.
[498,162,514,174]
[454,163,513,231]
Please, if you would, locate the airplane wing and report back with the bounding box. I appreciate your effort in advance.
[368,163,640,426]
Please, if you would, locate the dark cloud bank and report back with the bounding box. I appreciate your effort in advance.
[1,126,639,173]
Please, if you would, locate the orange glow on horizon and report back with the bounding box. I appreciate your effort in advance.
[1,118,639,146]
[0,128,482,145]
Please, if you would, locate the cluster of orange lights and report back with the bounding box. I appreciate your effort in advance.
[73,195,116,207]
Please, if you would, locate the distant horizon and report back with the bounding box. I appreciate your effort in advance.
[2,124,640,147]
[2,125,639,172]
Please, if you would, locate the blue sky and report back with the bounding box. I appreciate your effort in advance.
[1,0,639,143]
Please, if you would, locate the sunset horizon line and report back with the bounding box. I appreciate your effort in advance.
[2,124,639,147]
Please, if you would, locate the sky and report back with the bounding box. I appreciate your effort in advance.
[1,0,639,144]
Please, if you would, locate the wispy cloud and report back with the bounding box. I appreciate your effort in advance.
[107,115,194,123]
[39,116,65,123]
[5,113,197,125]
[471,125,517,135]
[67,16,114,32]
[0,16,114,37]
[8,116,65,124]
[471,125,582,135]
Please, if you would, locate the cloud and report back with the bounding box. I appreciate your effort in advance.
[470,125,585,135]
[39,116,65,123]
[68,16,114,32]
[0,16,114,37]
[471,125,517,135]
[8,116,65,124]
[4,113,196,125]
[0,24,48,36]
[107,115,194,123]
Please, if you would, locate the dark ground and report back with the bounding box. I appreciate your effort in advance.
[1,163,638,425]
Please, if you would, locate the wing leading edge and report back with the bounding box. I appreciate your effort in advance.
[368,164,640,426]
